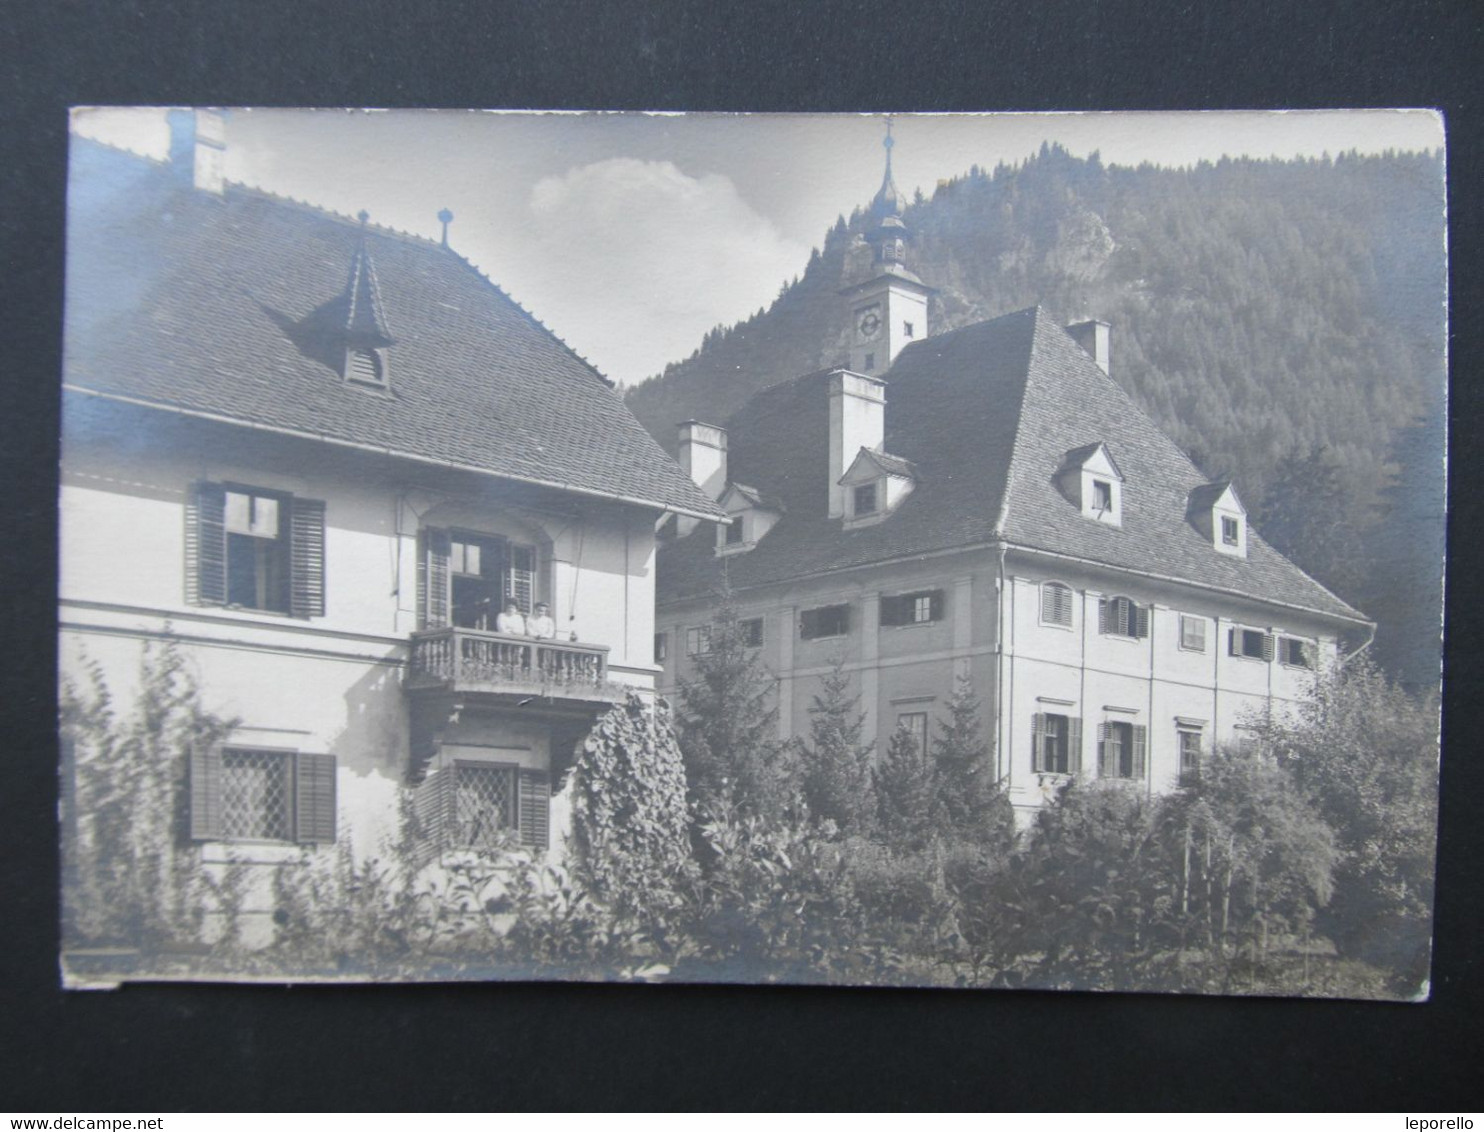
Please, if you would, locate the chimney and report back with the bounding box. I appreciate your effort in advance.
[1067,319,1111,375]
[828,370,886,518]
[676,421,727,536]
[167,108,227,195]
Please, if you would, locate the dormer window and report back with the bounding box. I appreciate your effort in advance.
[1188,481,1248,558]
[903,321,915,339]
[854,483,878,516]
[840,448,916,529]
[724,518,744,546]
[714,482,782,556]
[1057,442,1124,527]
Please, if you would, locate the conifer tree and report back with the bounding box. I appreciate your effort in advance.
[801,659,876,837]
[873,724,937,851]
[932,676,1015,852]
[678,592,799,818]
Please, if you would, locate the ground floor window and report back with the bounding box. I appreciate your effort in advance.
[1178,728,1203,787]
[897,711,929,757]
[454,762,517,848]
[1032,712,1082,774]
[190,746,337,844]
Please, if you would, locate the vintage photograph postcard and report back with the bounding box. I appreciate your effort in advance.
[59,108,1445,998]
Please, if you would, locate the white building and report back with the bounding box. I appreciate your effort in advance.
[59,113,721,933]
[655,136,1372,821]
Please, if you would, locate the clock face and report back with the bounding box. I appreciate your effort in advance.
[857,308,882,339]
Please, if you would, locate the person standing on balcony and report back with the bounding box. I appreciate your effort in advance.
[495,599,526,636]
[528,602,556,639]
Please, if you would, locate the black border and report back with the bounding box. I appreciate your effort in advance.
[3,0,1480,1111]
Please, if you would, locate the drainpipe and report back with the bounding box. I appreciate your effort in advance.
[1337,623,1377,669]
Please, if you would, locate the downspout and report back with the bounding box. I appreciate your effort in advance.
[1337,622,1378,669]
[996,543,1009,788]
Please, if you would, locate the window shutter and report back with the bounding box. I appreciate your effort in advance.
[294,753,337,843]
[1261,633,1275,662]
[506,545,536,614]
[413,765,453,858]
[1041,585,1055,623]
[1031,713,1046,772]
[1228,628,1239,657]
[1068,718,1083,773]
[186,482,228,606]
[879,595,902,627]
[1098,598,1112,635]
[1135,605,1150,638]
[420,530,451,629]
[929,591,945,622]
[189,745,223,840]
[1132,726,1148,779]
[518,768,550,850]
[288,497,327,619]
[1097,722,1110,776]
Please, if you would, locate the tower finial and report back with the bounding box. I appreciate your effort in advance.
[437,208,454,248]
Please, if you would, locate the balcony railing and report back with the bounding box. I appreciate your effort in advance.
[406,626,620,703]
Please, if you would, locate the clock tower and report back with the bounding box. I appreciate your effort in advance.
[843,119,934,375]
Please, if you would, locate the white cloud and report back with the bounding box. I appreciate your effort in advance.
[509,158,809,385]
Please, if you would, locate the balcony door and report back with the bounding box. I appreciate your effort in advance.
[420,528,537,631]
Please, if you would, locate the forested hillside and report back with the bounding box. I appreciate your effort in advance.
[626,145,1446,686]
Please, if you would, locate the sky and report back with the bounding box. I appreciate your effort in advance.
[70,107,1444,387]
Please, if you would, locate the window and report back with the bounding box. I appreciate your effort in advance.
[654,632,669,663]
[1041,582,1074,627]
[903,321,915,339]
[880,590,944,627]
[1279,637,1315,669]
[420,529,538,630]
[1032,712,1082,774]
[853,482,878,516]
[1099,596,1149,639]
[897,712,929,757]
[1229,627,1275,661]
[686,626,712,656]
[740,617,764,648]
[190,746,336,844]
[800,604,850,639]
[1178,728,1203,787]
[724,518,745,545]
[1179,614,1207,652]
[863,352,876,372]
[1098,721,1148,779]
[454,762,517,849]
[1221,515,1240,546]
[1092,479,1114,512]
[413,760,549,852]
[188,483,325,618]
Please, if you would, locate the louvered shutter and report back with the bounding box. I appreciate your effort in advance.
[929,591,945,622]
[1260,633,1275,663]
[288,497,327,619]
[420,530,451,629]
[295,753,337,843]
[1099,598,1113,635]
[1068,718,1083,773]
[189,745,223,840]
[518,768,550,850]
[800,609,817,638]
[1041,585,1055,623]
[186,482,228,606]
[1031,713,1046,772]
[1097,722,1111,776]
[1132,726,1148,779]
[1135,604,1150,639]
[880,595,904,627]
[413,765,452,857]
[1228,628,1240,656]
[506,545,535,614]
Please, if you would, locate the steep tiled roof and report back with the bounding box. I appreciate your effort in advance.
[659,306,1366,625]
[62,139,721,519]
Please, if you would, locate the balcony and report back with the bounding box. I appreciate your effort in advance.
[405,627,623,707]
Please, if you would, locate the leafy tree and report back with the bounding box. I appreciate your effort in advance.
[569,693,694,938]
[1262,658,1438,993]
[873,725,937,851]
[60,640,236,954]
[801,659,877,837]
[678,593,800,818]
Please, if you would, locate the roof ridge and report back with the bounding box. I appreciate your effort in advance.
[226,181,448,250]
[69,133,169,166]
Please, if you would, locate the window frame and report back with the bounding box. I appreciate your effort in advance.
[1221,515,1241,546]
[1177,727,1203,788]
[1040,581,1074,628]
[739,617,764,649]
[1099,595,1149,640]
[686,625,712,656]
[853,482,879,517]
[1229,626,1275,662]
[880,589,945,628]
[1178,613,1208,653]
[1278,636,1315,669]
[800,603,851,640]
[1098,720,1148,780]
[188,481,326,620]
[724,516,745,545]
[1092,479,1114,512]
[897,711,929,758]
[654,632,669,664]
[1032,711,1082,775]
[451,759,520,849]
[190,744,337,846]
